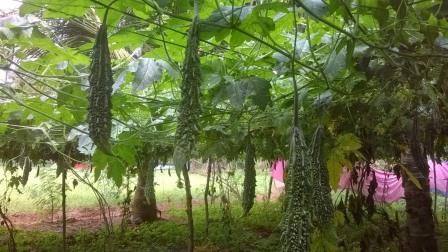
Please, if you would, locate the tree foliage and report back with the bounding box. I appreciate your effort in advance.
[1,0,448,250]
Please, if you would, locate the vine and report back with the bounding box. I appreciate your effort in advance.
[242,132,256,216]
[172,0,202,250]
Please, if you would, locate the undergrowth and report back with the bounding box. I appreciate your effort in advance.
[0,202,281,252]
[2,202,448,251]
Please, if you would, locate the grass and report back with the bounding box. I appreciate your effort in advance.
[3,164,448,251]
[2,164,274,213]
[5,200,448,252]
[1,202,282,252]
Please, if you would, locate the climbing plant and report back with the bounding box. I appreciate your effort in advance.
[1,0,448,251]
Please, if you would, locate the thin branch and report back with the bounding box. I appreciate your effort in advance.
[305,16,330,89]
[292,4,299,127]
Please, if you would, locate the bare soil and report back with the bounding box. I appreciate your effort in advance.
[7,199,205,234]
[9,207,123,234]
[7,187,283,234]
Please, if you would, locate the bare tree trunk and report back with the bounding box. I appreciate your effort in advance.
[145,160,158,220]
[183,161,194,252]
[132,158,158,223]
[401,149,438,252]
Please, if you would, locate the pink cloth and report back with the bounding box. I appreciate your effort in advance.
[271,160,448,203]
[429,161,448,195]
[271,160,286,183]
[271,160,286,188]
[74,163,89,170]
[338,167,404,202]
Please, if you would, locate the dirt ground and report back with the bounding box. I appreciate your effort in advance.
[8,186,283,234]
[7,199,206,234]
[8,202,184,234]
[10,207,125,234]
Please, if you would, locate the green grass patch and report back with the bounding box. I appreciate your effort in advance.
[3,165,274,214]
[1,202,282,252]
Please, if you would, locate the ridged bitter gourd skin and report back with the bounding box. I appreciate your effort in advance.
[87,23,113,154]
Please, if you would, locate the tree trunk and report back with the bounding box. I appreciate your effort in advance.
[144,160,158,220]
[132,158,158,223]
[401,149,438,252]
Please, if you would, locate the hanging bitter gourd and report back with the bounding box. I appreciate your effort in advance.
[21,157,32,185]
[172,4,201,251]
[172,14,201,176]
[242,134,256,216]
[87,11,114,154]
[281,126,312,252]
[309,126,334,228]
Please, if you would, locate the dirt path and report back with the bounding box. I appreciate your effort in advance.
[8,200,204,234]
[9,207,123,234]
[8,187,283,234]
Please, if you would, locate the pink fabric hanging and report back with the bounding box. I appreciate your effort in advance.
[271,160,448,203]
[338,167,404,202]
[429,161,448,195]
[271,160,286,188]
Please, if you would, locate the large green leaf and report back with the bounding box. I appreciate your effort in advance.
[128,58,179,92]
[227,82,248,108]
[112,132,141,166]
[336,133,362,152]
[92,150,108,181]
[301,0,329,18]
[200,5,253,40]
[324,47,347,81]
[109,29,145,50]
[327,150,347,189]
[213,76,272,110]
[21,0,90,19]
[130,58,163,91]
[327,133,363,189]
[106,157,125,187]
[240,13,275,37]
[201,5,253,31]
[113,144,135,165]
[240,77,272,110]
[92,149,125,187]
